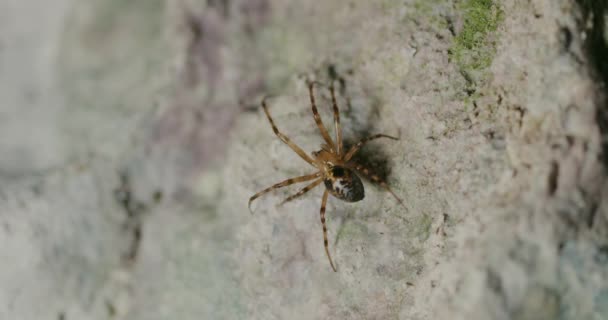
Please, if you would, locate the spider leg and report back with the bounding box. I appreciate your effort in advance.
[278,178,323,207]
[329,82,343,156]
[320,190,337,272]
[349,163,406,210]
[308,81,336,151]
[262,97,316,166]
[343,134,399,161]
[248,172,321,213]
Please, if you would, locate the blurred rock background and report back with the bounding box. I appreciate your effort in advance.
[0,0,607,319]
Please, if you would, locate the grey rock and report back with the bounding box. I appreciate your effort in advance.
[1,0,607,319]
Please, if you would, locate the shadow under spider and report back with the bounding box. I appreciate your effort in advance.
[323,65,400,247]
[332,133,398,249]
[325,62,393,183]
[345,135,394,184]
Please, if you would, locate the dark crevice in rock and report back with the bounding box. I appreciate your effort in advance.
[547,161,559,196]
[559,26,573,52]
[113,171,147,265]
[587,201,599,228]
[576,0,608,168]
[326,64,348,96]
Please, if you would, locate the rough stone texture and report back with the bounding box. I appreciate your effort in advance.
[1,0,607,320]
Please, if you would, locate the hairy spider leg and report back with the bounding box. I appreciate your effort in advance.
[248,172,321,213]
[308,82,336,151]
[320,190,337,272]
[343,134,399,161]
[329,82,343,156]
[278,178,323,206]
[349,163,406,210]
[262,97,316,166]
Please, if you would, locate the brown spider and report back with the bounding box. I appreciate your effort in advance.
[248,81,405,272]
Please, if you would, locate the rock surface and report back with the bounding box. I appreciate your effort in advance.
[1,0,607,319]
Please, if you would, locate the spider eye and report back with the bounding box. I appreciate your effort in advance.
[332,167,345,177]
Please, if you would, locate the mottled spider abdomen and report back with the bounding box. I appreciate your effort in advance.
[324,166,364,202]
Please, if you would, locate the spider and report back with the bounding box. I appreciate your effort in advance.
[248,81,405,272]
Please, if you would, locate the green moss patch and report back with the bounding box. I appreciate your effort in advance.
[450,0,503,84]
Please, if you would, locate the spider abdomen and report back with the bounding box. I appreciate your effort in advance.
[324,166,364,202]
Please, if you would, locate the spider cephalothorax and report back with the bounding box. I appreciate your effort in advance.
[249,81,405,272]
